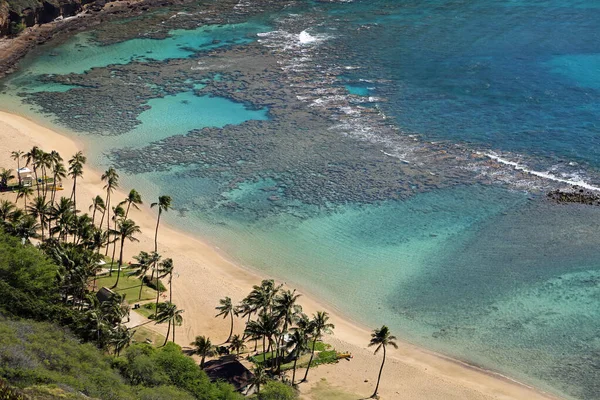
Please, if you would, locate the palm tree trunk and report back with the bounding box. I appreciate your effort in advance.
[302,338,317,382]
[292,347,300,385]
[138,276,144,299]
[71,177,77,213]
[16,158,21,187]
[155,272,161,311]
[154,210,161,252]
[172,320,176,344]
[39,214,44,241]
[201,354,206,369]
[33,167,40,197]
[103,193,111,256]
[163,320,171,346]
[92,207,96,225]
[371,345,386,398]
[110,219,118,275]
[169,273,173,303]
[111,236,125,289]
[228,311,234,342]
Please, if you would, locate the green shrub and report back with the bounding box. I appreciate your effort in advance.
[253,381,297,400]
[8,21,25,36]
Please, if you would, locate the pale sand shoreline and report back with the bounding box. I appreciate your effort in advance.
[0,110,560,400]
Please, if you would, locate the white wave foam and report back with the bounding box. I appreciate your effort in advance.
[482,152,600,191]
[299,30,318,44]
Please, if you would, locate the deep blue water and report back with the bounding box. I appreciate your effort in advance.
[327,0,600,167]
[0,1,599,399]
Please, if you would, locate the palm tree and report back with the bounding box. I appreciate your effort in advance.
[109,204,125,276]
[27,196,49,240]
[50,197,74,241]
[154,301,183,346]
[150,195,172,253]
[302,311,335,383]
[111,325,134,356]
[274,289,301,372]
[25,146,43,196]
[120,189,143,218]
[89,195,105,225]
[50,157,66,206]
[287,328,308,385]
[249,365,268,395]
[38,151,53,200]
[160,258,174,303]
[245,312,278,358]
[68,151,86,214]
[0,200,15,223]
[16,186,33,211]
[191,335,216,368]
[215,296,236,343]
[11,215,40,243]
[132,251,152,300]
[10,150,24,187]
[368,325,398,399]
[0,168,14,190]
[99,167,119,244]
[229,334,246,358]
[110,218,140,289]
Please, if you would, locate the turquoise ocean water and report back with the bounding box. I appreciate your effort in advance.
[0,1,599,399]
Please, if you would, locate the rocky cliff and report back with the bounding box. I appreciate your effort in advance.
[0,0,98,36]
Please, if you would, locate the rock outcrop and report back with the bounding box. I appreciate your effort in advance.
[0,0,93,36]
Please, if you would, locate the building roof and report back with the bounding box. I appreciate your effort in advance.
[203,356,254,391]
[96,287,117,303]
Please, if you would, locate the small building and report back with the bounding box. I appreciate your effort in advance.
[96,287,117,303]
[17,167,33,187]
[203,356,254,393]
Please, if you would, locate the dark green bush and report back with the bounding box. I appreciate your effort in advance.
[253,381,298,400]
[143,276,166,292]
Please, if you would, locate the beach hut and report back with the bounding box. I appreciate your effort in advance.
[203,356,254,393]
[17,167,33,187]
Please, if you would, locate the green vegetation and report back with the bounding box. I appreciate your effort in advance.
[250,381,297,400]
[0,146,243,399]
[96,270,156,301]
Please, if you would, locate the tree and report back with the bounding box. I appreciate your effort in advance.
[109,205,125,276]
[38,151,53,200]
[255,380,297,400]
[89,195,105,225]
[0,200,15,223]
[132,251,153,300]
[368,325,398,399]
[50,158,67,207]
[160,257,174,304]
[50,197,74,241]
[10,150,24,187]
[27,196,49,240]
[25,146,43,197]
[216,296,236,343]
[191,335,216,368]
[245,312,278,358]
[0,168,14,190]
[10,214,40,243]
[121,188,143,218]
[150,195,172,253]
[229,334,246,357]
[16,185,33,211]
[110,219,140,289]
[302,311,334,383]
[154,301,183,346]
[249,365,268,395]
[68,151,86,213]
[273,289,301,372]
[99,167,119,249]
[287,327,308,385]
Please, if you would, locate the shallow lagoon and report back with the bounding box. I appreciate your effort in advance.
[0,1,599,399]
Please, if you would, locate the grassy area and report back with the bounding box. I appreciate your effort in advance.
[132,326,165,347]
[251,341,339,372]
[134,302,159,319]
[95,271,156,303]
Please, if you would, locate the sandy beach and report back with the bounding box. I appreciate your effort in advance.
[0,110,559,400]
